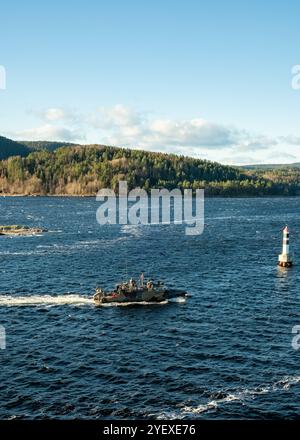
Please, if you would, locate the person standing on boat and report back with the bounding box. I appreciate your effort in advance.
[140,272,144,287]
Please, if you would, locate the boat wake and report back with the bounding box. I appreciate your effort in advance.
[169,296,187,303]
[182,375,300,415]
[0,294,93,307]
[0,295,171,308]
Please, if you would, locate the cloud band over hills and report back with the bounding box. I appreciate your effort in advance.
[10,104,300,165]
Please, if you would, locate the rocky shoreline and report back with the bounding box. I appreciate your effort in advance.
[0,225,47,236]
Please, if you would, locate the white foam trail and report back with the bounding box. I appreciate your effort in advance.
[121,224,145,237]
[0,295,170,308]
[183,394,240,414]
[182,375,300,415]
[0,294,93,307]
[169,296,186,303]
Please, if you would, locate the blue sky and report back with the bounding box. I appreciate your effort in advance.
[1,0,300,164]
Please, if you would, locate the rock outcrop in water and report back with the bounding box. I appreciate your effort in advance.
[0,225,47,236]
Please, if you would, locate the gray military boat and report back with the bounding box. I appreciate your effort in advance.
[93,277,187,305]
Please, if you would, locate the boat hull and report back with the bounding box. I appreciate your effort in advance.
[94,288,187,305]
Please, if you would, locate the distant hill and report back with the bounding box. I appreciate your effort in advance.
[0,136,79,159]
[0,136,30,160]
[242,163,300,170]
[1,136,300,196]
[0,139,252,196]
[21,140,78,152]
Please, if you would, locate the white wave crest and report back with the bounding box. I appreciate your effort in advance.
[183,394,240,414]
[182,375,300,415]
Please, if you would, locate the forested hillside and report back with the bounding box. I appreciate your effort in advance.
[1,136,300,196]
[0,136,30,160]
[0,136,76,157]
[22,140,76,152]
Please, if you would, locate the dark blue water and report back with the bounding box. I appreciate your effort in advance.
[0,197,300,419]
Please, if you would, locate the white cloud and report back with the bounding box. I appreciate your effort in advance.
[278,135,300,146]
[44,108,66,121]
[96,104,143,128]
[12,104,300,165]
[147,118,235,147]
[31,107,80,123]
[14,124,84,142]
[93,105,236,149]
[234,136,278,152]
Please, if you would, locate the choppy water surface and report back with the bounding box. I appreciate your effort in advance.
[0,197,300,419]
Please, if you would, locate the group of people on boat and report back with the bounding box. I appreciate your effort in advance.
[94,273,165,302]
[115,273,160,293]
